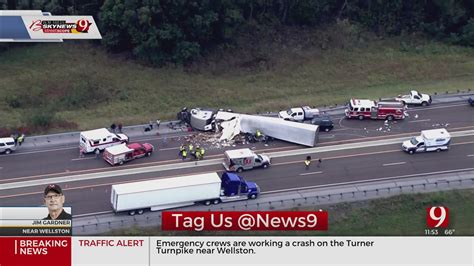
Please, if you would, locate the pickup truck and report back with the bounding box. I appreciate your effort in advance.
[395,90,432,106]
[278,106,320,121]
[103,143,154,165]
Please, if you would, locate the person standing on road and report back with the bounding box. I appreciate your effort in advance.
[17,133,25,146]
[199,147,205,159]
[188,143,194,156]
[118,123,123,133]
[304,156,311,170]
[317,158,322,168]
[95,149,100,159]
[179,144,186,157]
[181,149,187,161]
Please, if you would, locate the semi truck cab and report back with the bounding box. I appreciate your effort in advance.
[220,172,260,200]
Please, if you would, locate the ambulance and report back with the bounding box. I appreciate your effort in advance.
[79,128,129,153]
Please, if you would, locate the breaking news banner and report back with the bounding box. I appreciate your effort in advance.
[0,10,101,42]
[0,207,72,236]
[162,211,328,231]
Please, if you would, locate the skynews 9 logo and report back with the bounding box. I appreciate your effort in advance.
[426,206,449,228]
[29,19,92,34]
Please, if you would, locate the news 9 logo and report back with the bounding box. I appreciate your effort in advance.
[426,206,449,228]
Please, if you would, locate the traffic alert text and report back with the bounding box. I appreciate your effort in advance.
[162,211,328,231]
[79,239,144,247]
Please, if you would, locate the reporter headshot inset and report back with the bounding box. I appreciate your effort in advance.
[43,184,72,220]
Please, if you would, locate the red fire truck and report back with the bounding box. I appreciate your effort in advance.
[345,99,407,121]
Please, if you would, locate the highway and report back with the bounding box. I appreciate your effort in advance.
[0,101,473,216]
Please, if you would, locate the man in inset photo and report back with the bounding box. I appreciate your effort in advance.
[43,184,72,220]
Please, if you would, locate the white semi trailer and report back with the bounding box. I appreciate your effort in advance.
[111,172,260,215]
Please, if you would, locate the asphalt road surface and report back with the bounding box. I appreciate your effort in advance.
[0,101,472,216]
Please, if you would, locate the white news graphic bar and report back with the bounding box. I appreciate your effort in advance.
[0,207,72,220]
[71,237,473,266]
[21,16,102,39]
[0,220,71,227]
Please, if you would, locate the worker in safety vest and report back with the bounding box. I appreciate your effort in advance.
[195,148,201,160]
[188,143,194,154]
[17,134,25,146]
[181,149,187,160]
[304,156,311,170]
[199,147,205,159]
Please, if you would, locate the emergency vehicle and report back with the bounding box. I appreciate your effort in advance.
[345,99,407,121]
[103,143,154,165]
[79,128,129,153]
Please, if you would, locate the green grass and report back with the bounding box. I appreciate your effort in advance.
[106,189,474,236]
[1,29,474,133]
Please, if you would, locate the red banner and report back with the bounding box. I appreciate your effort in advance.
[162,211,328,231]
[0,237,71,266]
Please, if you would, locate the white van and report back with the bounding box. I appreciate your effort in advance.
[402,128,451,154]
[79,128,129,153]
[0,137,17,154]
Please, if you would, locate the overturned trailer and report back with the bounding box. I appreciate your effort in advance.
[215,112,319,147]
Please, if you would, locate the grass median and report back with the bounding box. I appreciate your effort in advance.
[106,189,474,236]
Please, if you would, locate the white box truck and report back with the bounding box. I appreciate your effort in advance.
[111,172,260,215]
[402,128,451,154]
[223,148,271,172]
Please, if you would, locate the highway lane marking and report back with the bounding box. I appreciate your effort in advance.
[262,167,474,195]
[468,154,474,157]
[3,135,474,187]
[3,140,474,198]
[299,171,323,176]
[383,162,406,166]
[408,119,431,123]
[71,157,96,161]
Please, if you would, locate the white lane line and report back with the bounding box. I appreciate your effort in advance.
[408,119,431,123]
[467,154,474,157]
[299,171,323,176]
[383,162,406,166]
[71,157,96,161]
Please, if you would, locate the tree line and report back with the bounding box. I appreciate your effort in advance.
[2,0,474,65]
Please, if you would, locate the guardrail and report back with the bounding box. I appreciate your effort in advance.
[73,173,473,235]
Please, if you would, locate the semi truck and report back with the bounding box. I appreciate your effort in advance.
[278,106,320,122]
[103,143,154,166]
[215,111,320,147]
[402,128,451,154]
[223,148,271,172]
[111,172,260,215]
